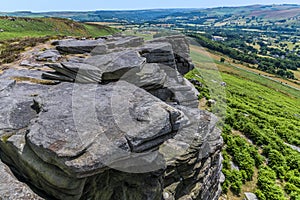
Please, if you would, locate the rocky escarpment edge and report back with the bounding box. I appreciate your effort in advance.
[0,34,223,200]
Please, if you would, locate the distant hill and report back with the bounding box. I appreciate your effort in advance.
[1,4,299,23]
[245,4,300,19]
[0,16,118,40]
[205,4,300,18]
[0,9,195,23]
[248,6,300,19]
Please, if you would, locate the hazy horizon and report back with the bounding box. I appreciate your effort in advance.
[1,0,299,12]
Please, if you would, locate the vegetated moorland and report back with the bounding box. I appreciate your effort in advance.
[0,16,117,40]
[0,16,117,65]
[186,43,300,200]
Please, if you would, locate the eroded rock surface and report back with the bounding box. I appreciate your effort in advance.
[55,38,107,54]
[0,160,44,200]
[0,34,223,200]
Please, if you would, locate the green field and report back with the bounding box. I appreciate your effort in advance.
[187,45,300,200]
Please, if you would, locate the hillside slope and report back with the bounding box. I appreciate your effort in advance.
[0,16,117,40]
[187,44,300,200]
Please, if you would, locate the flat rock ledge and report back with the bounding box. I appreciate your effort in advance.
[0,34,223,200]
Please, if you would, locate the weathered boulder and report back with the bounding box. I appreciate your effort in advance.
[166,78,200,108]
[56,39,107,54]
[0,34,223,200]
[42,50,146,83]
[0,130,85,200]
[0,79,186,199]
[84,50,146,81]
[43,62,102,83]
[137,42,177,69]
[149,35,194,75]
[55,36,144,55]
[0,68,45,80]
[27,81,186,175]
[160,106,223,200]
[105,35,144,49]
[121,63,167,90]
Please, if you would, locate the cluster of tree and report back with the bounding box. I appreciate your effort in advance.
[257,56,299,79]
[257,66,295,79]
[205,28,299,59]
[188,33,299,79]
[188,33,258,63]
[228,24,299,33]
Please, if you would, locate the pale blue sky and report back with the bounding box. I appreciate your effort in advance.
[1,0,299,11]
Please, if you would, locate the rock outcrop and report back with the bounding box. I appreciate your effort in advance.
[0,34,223,200]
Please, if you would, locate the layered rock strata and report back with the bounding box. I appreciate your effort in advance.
[0,34,223,200]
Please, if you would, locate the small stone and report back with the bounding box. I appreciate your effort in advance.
[220,82,227,87]
[163,192,170,199]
